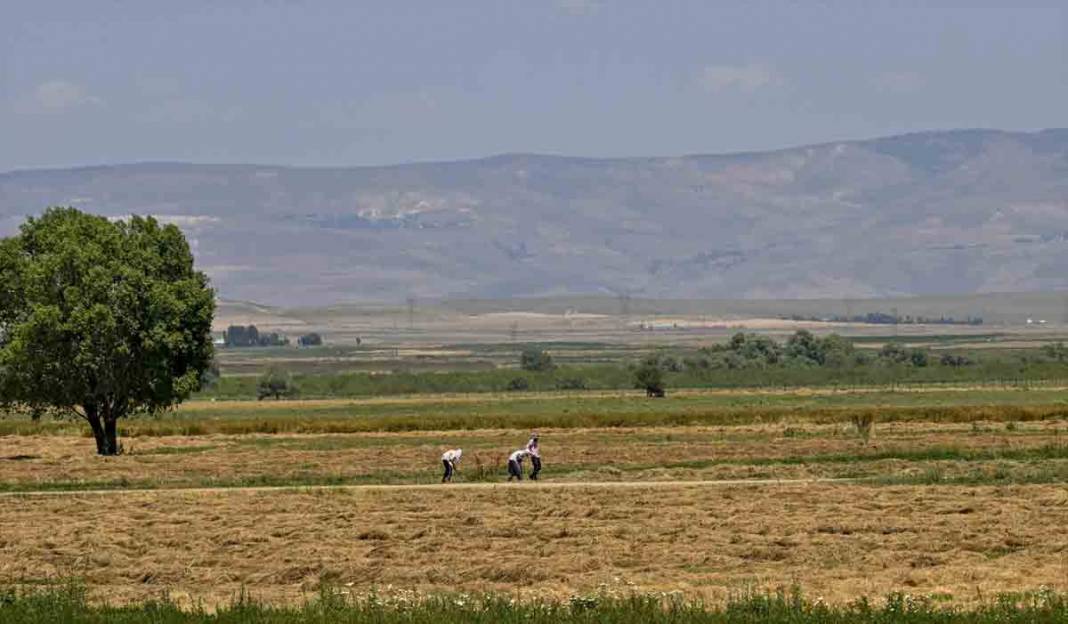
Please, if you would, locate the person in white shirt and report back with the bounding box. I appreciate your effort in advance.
[507,448,529,481]
[525,432,541,480]
[441,448,462,483]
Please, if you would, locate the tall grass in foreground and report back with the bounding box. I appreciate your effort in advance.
[0,585,1064,624]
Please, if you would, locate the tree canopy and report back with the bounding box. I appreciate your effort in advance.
[701,331,870,370]
[633,358,665,397]
[0,208,215,455]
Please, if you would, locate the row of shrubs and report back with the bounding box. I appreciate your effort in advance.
[694,331,957,370]
[504,332,990,396]
[516,332,979,377]
[194,332,1068,400]
[202,360,1068,400]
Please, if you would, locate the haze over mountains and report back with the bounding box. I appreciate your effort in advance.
[2,128,1067,307]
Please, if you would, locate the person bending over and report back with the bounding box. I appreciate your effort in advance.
[441,448,462,483]
[507,448,530,481]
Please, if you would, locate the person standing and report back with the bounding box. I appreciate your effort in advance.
[507,448,529,481]
[526,432,541,480]
[441,448,462,483]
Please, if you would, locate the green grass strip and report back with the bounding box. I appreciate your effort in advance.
[0,584,1064,623]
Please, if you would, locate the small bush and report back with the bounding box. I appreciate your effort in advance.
[520,348,555,372]
[257,367,299,400]
[506,377,530,391]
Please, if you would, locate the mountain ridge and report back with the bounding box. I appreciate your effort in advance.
[7,127,1064,176]
[2,128,1066,306]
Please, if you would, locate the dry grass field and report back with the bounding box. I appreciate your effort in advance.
[1,420,1065,490]
[2,386,1066,610]
[1,483,1064,608]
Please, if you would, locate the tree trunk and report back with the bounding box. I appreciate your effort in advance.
[85,404,107,455]
[86,402,121,456]
[103,416,119,456]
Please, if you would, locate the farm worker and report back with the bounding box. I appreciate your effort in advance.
[507,448,530,481]
[441,448,462,483]
[526,432,541,480]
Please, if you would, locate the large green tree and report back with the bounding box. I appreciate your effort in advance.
[633,358,665,397]
[0,208,215,455]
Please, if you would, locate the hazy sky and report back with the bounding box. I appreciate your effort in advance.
[2,1,1065,171]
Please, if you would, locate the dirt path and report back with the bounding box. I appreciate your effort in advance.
[0,477,857,498]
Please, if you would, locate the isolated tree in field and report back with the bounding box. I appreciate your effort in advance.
[257,367,298,400]
[0,208,215,455]
[634,359,665,397]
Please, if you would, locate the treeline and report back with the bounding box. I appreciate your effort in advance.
[682,330,945,371]
[222,325,323,348]
[223,325,289,347]
[197,332,1068,399]
[786,312,983,325]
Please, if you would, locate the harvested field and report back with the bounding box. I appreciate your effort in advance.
[1,421,1065,491]
[0,483,1064,607]
[6,385,1068,438]
[2,389,1065,610]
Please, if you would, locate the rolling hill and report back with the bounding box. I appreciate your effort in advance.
[2,128,1067,306]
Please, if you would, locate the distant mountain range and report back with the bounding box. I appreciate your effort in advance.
[2,128,1067,306]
